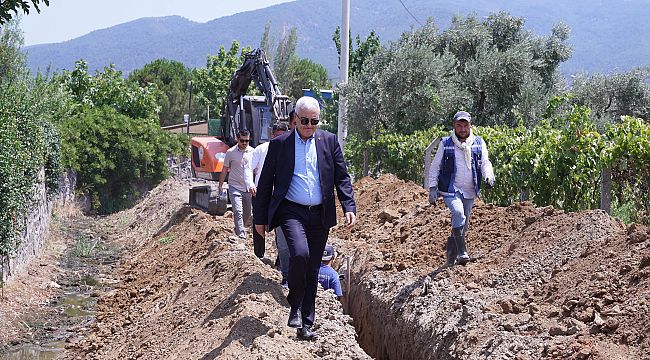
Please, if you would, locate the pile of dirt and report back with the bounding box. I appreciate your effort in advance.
[331,174,650,360]
[66,179,370,360]
[50,174,649,359]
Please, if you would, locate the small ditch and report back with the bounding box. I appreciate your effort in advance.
[343,279,415,360]
[342,267,457,360]
[1,341,65,360]
[0,218,122,360]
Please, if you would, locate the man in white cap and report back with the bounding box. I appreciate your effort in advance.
[428,111,495,267]
[318,244,342,297]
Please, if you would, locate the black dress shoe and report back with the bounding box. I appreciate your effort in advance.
[287,308,302,328]
[297,325,318,340]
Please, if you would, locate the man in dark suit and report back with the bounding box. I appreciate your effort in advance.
[254,96,357,340]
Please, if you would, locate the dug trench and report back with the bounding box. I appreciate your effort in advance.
[4,175,648,359]
[331,175,649,360]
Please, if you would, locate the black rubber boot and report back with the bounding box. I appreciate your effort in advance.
[453,226,470,265]
[445,236,457,267]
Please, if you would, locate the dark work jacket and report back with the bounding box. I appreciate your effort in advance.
[253,129,356,229]
[438,136,484,197]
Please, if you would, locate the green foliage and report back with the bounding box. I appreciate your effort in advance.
[0,80,61,255]
[259,22,276,61]
[60,106,187,214]
[72,234,99,257]
[159,235,175,245]
[274,27,297,92]
[345,126,447,183]
[128,58,199,126]
[0,0,49,25]
[256,24,332,103]
[0,19,26,82]
[0,20,70,256]
[285,57,330,101]
[58,60,159,119]
[346,107,650,224]
[332,27,381,77]
[477,105,604,211]
[570,67,650,127]
[346,12,572,141]
[193,41,251,112]
[601,116,650,223]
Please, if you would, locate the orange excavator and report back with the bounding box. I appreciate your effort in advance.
[189,48,291,215]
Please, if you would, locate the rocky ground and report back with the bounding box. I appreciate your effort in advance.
[1,175,648,360]
[332,174,650,360]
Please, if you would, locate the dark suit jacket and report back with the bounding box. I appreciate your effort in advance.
[253,129,356,229]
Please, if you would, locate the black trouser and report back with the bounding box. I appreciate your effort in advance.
[252,225,265,258]
[278,200,329,327]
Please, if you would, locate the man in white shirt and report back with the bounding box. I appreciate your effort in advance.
[219,129,254,239]
[248,123,289,285]
[428,111,495,267]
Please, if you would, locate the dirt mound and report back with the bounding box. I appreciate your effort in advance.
[66,181,370,359]
[61,174,649,359]
[331,174,649,360]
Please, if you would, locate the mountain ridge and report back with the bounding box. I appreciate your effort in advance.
[24,0,650,78]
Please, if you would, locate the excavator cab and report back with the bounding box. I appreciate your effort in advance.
[224,95,278,148]
[188,137,230,216]
[190,137,230,180]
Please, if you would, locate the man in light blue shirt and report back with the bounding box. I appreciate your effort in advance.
[254,96,357,341]
[285,121,322,206]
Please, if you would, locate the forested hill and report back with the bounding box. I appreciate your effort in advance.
[24,0,650,78]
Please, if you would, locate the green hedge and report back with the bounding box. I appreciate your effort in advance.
[0,81,60,256]
[346,106,650,224]
[61,106,187,214]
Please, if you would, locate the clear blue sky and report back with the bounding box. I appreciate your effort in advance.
[20,0,295,46]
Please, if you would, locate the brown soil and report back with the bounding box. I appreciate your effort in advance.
[2,175,648,360]
[331,174,650,360]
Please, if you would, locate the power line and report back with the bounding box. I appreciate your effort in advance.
[398,0,423,26]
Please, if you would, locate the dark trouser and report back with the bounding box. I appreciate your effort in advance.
[253,226,265,258]
[278,200,329,328]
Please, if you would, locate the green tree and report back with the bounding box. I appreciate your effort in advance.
[274,26,297,91]
[570,66,650,126]
[284,57,330,101]
[0,20,70,256]
[0,0,49,25]
[0,19,26,83]
[345,22,459,139]
[193,40,251,115]
[326,28,382,134]
[58,60,159,119]
[60,106,186,213]
[345,12,572,142]
[332,27,381,77]
[259,21,276,64]
[128,58,199,126]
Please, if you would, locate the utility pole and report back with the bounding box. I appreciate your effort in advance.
[337,0,350,152]
[186,80,193,134]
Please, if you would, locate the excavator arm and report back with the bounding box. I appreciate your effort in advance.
[222,49,291,147]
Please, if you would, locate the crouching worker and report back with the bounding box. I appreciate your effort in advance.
[428,111,494,267]
[318,244,342,298]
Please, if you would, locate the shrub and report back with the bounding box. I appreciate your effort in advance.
[61,106,187,213]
